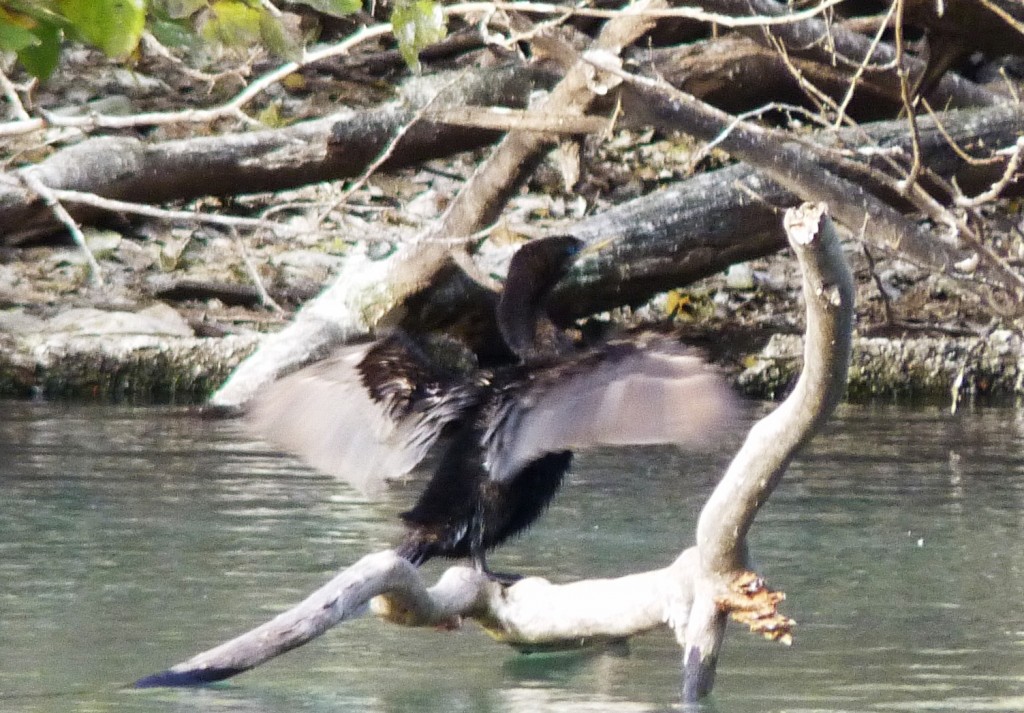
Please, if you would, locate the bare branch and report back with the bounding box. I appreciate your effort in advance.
[697,204,854,573]
[586,53,970,277]
[955,136,1024,208]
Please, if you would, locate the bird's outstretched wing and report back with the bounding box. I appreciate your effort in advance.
[247,333,479,493]
[485,336,740,482]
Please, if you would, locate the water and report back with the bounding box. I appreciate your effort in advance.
[1,401,1023,712]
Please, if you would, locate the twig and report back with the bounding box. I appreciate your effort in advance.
[46,187,307,236]
[327,70,470,215]
[862,242,896,325]
[0,65,30,121]
[921,97,1005,166]
[140,32,249,90]
[20,171,104,286]
[46,186,474,245]
[233,228,283,312]
[977,0,1024,37]
[832,0,898,127]
[954,136,1024,208]
[479,0,847,26]
[892,0,923,194]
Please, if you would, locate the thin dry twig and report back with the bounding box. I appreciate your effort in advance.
[0,65,30,121]
[46,188,306,235]
[479,0,847,26]
[920,98,1006,166]
[233,228,283,312]
[977,0,1024,37]
[140,32,250,90]
[892,0,923,193]
[832,0,898,127]
[44,187,472,246]
[954,136,1024,208]
[326,70,471,216]
[20,171,104,286]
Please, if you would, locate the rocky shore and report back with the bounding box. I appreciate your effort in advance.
[2,299,1020,406]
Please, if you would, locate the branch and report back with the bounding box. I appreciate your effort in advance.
[697,204,855,573]
[585,53,990,280]
[696,0,1004,109]
[680,204,854,699]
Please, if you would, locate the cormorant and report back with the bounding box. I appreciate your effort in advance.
[248,236,735,582]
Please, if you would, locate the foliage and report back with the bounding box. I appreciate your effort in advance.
[390,0,446,71]
[0,0,365,80]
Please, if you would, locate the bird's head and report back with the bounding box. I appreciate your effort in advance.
[506,235,586,293]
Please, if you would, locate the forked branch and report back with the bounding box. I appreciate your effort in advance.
[133,203,854,702]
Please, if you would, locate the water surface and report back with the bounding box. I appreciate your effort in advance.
[1,401,1023,712]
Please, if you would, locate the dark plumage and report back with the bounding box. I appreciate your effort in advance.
[248,235,736,581]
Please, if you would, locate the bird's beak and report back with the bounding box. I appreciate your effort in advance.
[579,236,615,257]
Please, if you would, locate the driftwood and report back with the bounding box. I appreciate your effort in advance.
[133,202,854,701]
[0,63,554,244]
[211,96,1023,407]
[694,0,1005,110]
[3,1,1008,247]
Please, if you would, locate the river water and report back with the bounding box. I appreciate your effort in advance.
[1,401,1022,712]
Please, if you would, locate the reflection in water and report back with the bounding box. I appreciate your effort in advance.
[0,402,1023,712]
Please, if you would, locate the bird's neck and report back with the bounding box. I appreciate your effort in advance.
[496,283,569,364]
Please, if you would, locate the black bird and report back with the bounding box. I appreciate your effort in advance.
[248,236,736,582]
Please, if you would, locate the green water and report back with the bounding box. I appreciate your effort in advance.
[1,402,1023,712]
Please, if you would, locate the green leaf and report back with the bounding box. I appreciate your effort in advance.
[258,9,301,60]
[148,16,198,48]
[291,0,361,18]
[17,21,62,78]
[390,0,445,72]
[58,0,146,57]
[200,0,262,47]
[153,0,208,20]
[0,17,40,52]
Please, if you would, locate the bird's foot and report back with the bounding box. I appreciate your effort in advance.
[472,555,523,586]
[483,569,524,587]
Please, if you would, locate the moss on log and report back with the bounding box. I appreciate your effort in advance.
[0,330,1020,405]
[0,334,260,403]
[740,331,1024,404]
